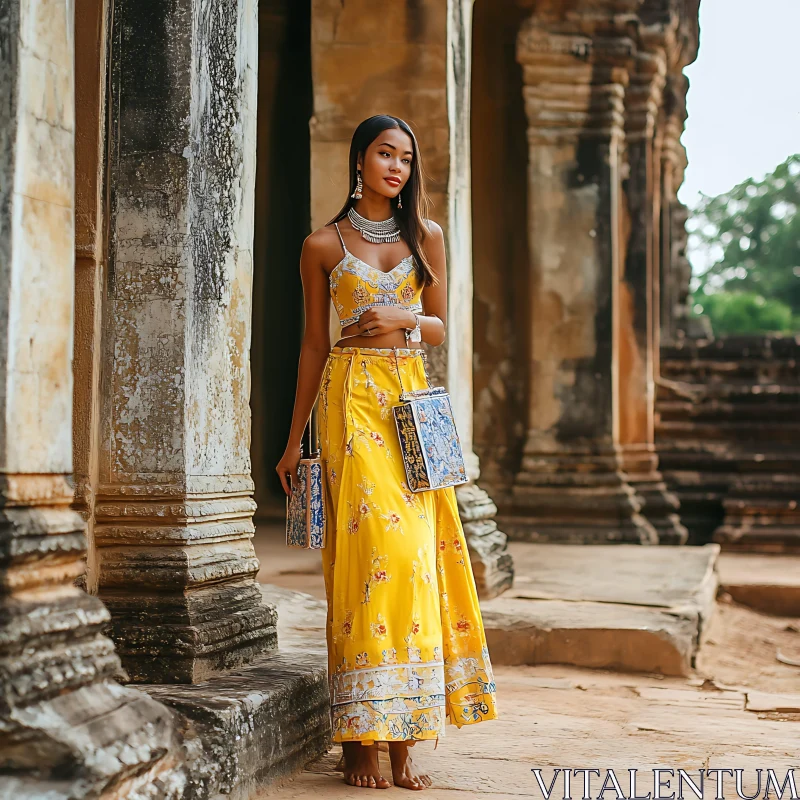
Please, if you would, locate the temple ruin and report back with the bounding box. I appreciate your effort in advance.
[1,0,795,796]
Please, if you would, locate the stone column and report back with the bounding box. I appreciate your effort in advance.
[619,38,687,544]
[503,13,658,545]
[655,0,701,343]
[446,0,514,597]
[659,72,694,343]
[310,0,512,597]
[73,0,109,592]
[0,0,181,790]
[95,0,276,683]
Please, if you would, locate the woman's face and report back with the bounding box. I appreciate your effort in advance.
[358,127,414,201]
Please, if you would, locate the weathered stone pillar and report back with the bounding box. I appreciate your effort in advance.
[619,32,687,544]
[311,0,513,596]
[447,0,514,597]
[96,0,276,683]
[502,12,658,545]
[73,0,109,592]
[659,72,694,343]
[0,0,181,790]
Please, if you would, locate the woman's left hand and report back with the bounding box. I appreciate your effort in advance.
[356,306,414,337]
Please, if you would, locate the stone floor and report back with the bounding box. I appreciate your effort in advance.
[256,650,799,798]
[253,523,800,798]
[697,590,800,694]
[255,520,327,601]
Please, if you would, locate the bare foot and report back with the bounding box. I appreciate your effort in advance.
[341,741,391,789]
[388,741,432,790]
[335,741,389,771]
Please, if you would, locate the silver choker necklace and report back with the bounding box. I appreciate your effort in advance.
[348,207,401,244]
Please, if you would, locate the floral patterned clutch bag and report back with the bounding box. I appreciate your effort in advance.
[286,408,327,549]
[391,348,469,493]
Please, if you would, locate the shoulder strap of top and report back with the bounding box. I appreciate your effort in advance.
[333,222,347,255]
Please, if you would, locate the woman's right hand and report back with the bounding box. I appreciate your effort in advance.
[276,443,302,497]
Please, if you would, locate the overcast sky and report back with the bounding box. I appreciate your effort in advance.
[679,0,800,208]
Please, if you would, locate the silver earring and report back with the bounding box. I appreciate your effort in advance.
[397,192,403,209]
[351,170,363,200]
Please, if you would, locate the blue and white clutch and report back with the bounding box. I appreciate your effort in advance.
[286,410,327,549]
[391,348,469,493]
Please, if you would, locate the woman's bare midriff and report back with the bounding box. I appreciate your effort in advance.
[333,325,425,350]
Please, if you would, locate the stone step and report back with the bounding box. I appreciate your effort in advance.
[661,335,800,361]
[659,360,799,383]
[656,420,800,438]
[480,542,720,677]
[140,589,330,798]
[717,552,800,615]
[657,400,800,420]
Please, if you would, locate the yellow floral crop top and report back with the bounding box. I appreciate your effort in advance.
[329,222,423,329]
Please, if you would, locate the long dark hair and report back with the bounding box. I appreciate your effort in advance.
[328,115,438,287]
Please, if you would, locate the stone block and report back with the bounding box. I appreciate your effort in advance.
[0,680,186,799]
[718,552,800,617]
[143,651,330,800]
[140,585,331,799]
[745,691,800,713]
[102,585,279,684]
[480,542,720,676]
[482,598,701,676]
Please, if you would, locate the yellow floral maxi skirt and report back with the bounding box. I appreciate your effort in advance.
[318,345,498,746]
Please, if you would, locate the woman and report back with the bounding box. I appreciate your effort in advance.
[277,115,498,791]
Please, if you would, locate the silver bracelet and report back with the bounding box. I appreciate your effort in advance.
[404,312,422,344]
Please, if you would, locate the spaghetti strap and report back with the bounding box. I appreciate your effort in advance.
[333,222,347,255]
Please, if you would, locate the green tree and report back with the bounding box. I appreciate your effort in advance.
[688,153,800,335]
[692,291,794,337]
